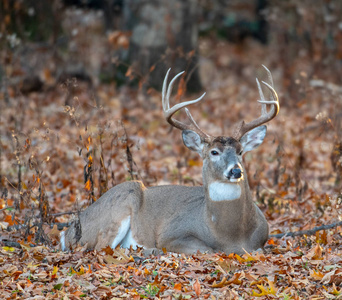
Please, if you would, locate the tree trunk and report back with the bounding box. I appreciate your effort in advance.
[122,0,202,92]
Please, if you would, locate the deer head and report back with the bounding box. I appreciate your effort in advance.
[162,67,279,194]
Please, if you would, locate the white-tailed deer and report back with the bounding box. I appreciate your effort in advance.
[61,66,279,254]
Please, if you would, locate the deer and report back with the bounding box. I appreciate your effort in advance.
[60,66,279,255]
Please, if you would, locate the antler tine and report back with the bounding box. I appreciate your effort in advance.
[162,68,170,111]
[235,66,279,140]
[262,64,274,87]
[162,69,211,142]
[256,78,267,115]
[163,69,184,111]
[185,108,211,139]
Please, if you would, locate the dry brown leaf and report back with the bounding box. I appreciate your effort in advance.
[193,278,201,296]
[321,269,342,285]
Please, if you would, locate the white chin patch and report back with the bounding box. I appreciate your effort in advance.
[229,174,244,183]
[209,182,241,201]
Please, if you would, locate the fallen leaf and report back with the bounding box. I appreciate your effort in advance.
[193,279,201,296]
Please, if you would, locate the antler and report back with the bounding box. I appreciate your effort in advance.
[234,65,279,140]
[162,68,212,143]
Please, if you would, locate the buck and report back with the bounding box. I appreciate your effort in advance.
[61,66,279,254]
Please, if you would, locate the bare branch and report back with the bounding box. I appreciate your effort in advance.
[270,221,342,239]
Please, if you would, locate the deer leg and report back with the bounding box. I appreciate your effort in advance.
[165,236,214,254]
[247,208,269,251]
[142,248,164,256]
[110,216,131,249]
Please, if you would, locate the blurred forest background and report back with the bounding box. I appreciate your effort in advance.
[0,0,342,298]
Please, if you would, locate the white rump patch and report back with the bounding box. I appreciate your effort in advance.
[209,182,241,201]
[111,216,142,250]
[60,231,66,251]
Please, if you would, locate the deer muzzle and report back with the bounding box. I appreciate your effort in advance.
[231,168,242,178]
[226,164,244,182]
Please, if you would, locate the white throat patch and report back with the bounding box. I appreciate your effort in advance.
[208,182,241,201]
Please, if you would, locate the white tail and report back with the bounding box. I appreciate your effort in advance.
[61,66,279,254]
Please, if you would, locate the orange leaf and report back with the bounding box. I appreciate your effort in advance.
[305,244,323,260]
[73,291,84,296]
[149,65,155,72]
[12,271,23,280]
[176,76,186,99]
[310,269,324,281]
[174,283,182,291]
[226,273,242,285]
[188,159,201,167]
[77,265,85,275]
[85,179,91,191]
[212,277,227,288]
[187,49,195,58]
[267,238,276,245]
[4,215,14,226]
[86,264,92,274]
[20,201,25,210]
[193,279,201,296]
[125,67,134,79]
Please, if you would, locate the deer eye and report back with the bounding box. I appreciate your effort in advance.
[211,150,219,156]
[239,150,243,156]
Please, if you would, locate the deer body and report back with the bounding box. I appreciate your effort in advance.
[61,67,279,254]
[62,180,268,254]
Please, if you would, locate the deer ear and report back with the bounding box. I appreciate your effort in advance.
[240,125,267,154]
[182,130,204,155]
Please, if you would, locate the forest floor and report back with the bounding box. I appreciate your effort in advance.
[1,11,342,299]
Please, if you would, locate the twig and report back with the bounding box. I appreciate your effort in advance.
[270,221,342,239]
[2,241,23,248]
[53,222,73,230]
[7,221,73,232]
[0,206,14,211]
[49,211,78,217]
[1,241,37,248]
[120,121,142,181]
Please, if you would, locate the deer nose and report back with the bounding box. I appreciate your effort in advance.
[224,164,243,181]
[231,168,242,179]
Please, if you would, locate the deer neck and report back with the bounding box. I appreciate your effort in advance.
[203,170,254,219]
[203,177,255,237]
